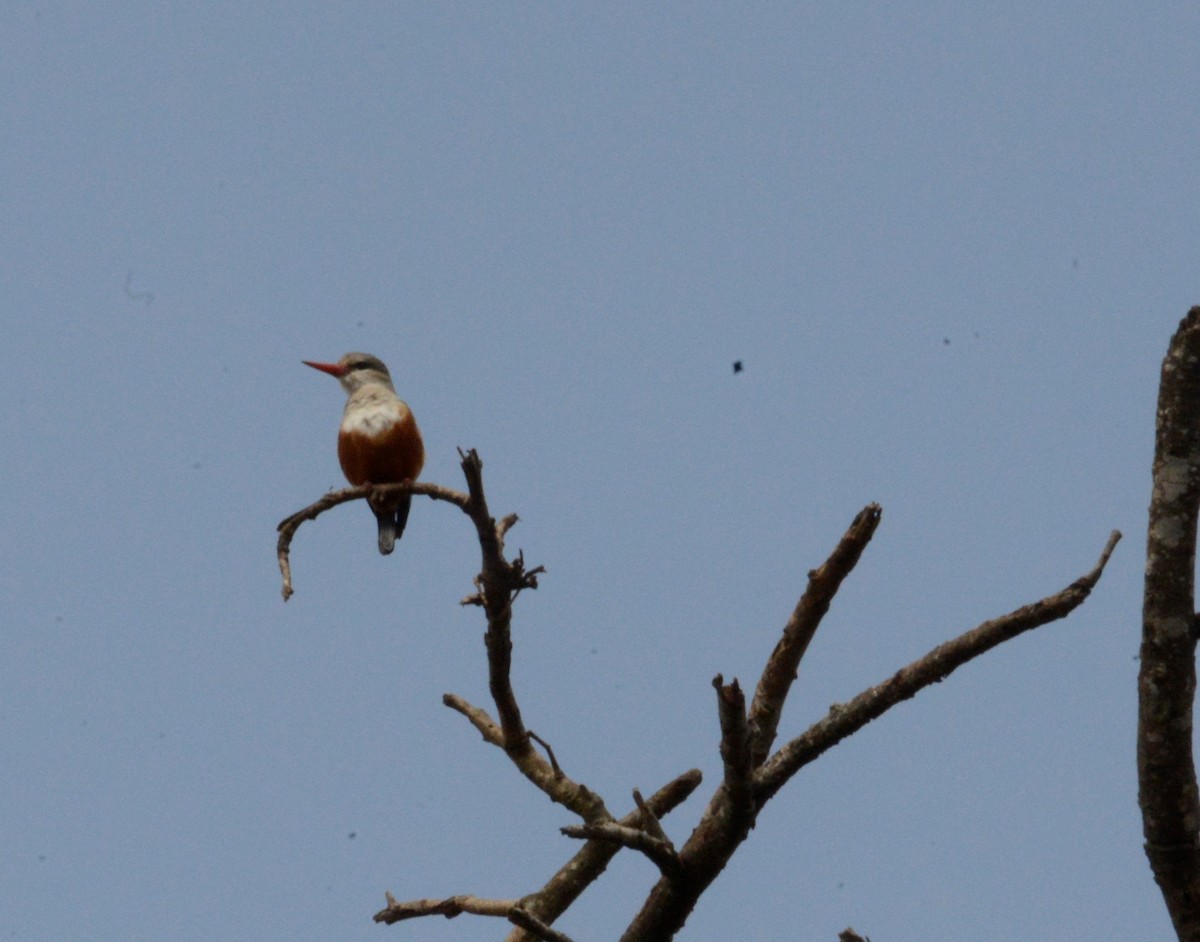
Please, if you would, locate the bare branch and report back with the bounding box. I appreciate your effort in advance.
[747,504,882,766]
[528,729,564,778]
[713,675,753,824]
[418,702,703,937]
[441,451,612,823]
[442,690,608,820]
[504,770,702,942]
[458,450,531,751]
[756,529,1122,804]
[561,822,681,878]
[632,788,668,844]
[442,693,504,746]
[1142,305,1200,937]
[276,479,468,600]
[327,439,1117,941]
[498,513,520,539]
[373,891,520,924]
[508,907,577,942]
[372,892,578,942]
[620,530,1119,942]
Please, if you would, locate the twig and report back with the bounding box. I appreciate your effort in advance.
[498,513,520,539]
[1141,305,1200,938]
[747,504,882,766]
[373,891,520,924]
[713,675,753,824]
[504,769,702,942]
[561,822,681,878]
[632,788,668,844]
[276,479,468,601]
[528,730,564,777]
[442,692,608,821]
[443,693,504,746]
[372,891,577,941]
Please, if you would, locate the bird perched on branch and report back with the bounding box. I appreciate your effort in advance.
[303,352,425,555]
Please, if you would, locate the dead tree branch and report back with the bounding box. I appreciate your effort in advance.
[454,453,544,753]
[444,691,606,821]
[560,821,682,878]
[276,479,468,601]
[508,908,578,942]
[619,515,1119,942]
[503,770,702,942]
[757,528,1121,803]
[373,891,521,924]
[632,788,669,843]
[443,692,504,745]
[443,452,611,823]
[747,504,882,766]
[713,675,754,828]
[1142,306,1200,940]
[370,892,578,942]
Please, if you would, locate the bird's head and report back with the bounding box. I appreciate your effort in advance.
[303,352,394,394]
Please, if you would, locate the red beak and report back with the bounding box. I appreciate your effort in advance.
[302,360,348,377]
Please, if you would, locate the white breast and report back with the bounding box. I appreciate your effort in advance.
[342,387,409,438]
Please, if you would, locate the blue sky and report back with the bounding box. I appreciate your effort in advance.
[2,5,1196,940]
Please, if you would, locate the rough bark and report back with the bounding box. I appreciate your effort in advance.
[1141,307,1200,941]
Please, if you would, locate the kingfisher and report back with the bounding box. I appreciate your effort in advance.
[303,353,425,554]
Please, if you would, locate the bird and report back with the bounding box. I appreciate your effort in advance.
[303,352,425,555]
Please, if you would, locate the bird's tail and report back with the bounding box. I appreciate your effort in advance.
[375,510,396,555]
[394,493,413,542]
[375,493,412,556]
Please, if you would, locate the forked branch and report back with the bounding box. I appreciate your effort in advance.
[620,519,1119,941]
[756,529,1120,802]
[502,770,702,942]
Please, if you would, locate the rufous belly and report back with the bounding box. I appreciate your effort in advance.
[337,413,424,486]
